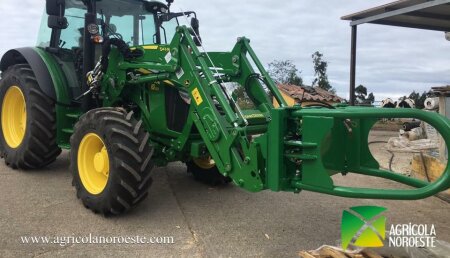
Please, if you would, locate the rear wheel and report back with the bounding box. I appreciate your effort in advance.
[70,108,154,215]
[0,64,61,169]
[187,157,231,186]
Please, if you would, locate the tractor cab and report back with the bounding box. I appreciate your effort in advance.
[37,0,196,91]
[38,0,185,48]
[36,0,202,115]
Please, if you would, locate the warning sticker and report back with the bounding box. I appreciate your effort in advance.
[192,88,203,106]
[175,68,184,79]
[164,51,172,63]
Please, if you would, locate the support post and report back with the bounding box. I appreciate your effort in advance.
[82,1,97,111]
[349,25,357,106]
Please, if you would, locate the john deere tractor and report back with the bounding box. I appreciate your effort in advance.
[1,0,449,216]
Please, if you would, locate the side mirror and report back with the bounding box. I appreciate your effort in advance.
[46,0,66,16]
[46,0,67,30]
[191,18,202,46]
[48,16,68,30]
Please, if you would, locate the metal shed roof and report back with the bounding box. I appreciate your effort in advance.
[342,0,450,32]
[278,84,343,103]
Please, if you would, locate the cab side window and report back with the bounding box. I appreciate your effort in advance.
[60,7,87,50]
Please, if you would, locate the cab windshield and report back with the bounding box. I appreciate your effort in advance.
[96,0,178,46]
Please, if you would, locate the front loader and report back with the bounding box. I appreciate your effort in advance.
[0,0,449,215]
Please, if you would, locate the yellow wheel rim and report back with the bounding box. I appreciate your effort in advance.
[193,156,216,170]
[77,133,110,195]
[1,86,27,148]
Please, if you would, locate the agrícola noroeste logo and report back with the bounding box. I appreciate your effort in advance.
[341,206,387,250]
[341,206,437,250]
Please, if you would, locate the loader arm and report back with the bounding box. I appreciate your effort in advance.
[103,25,450,199]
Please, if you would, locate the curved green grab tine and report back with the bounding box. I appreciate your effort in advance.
[292,183,444,200]
[356,167,428,188]
[292,107,450,200]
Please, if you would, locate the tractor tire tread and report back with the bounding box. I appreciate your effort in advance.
[0,64,61,169]
[70,108,154,216]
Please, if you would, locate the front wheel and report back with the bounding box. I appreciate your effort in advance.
[70,108,154,216]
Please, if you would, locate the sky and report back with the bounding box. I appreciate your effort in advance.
[0,0,448,101]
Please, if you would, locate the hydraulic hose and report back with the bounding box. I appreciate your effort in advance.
[100,38,143,73]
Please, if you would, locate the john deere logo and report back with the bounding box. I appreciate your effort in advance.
[341,206,387,250]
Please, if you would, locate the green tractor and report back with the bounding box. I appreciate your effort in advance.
[1,0,449,216]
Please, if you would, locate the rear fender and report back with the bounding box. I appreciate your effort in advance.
[1,48,59,101]
[1,47,79,148]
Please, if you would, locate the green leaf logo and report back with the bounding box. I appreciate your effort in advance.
[341,206,387,250]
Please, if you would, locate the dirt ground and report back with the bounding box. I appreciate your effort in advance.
[0,130,449,257]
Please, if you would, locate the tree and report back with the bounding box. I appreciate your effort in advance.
[312,51,334,92]
[267,60,303,85]
[367,93,375,104]
[408,91,421,109]
[355,84,375,105]
[417,92,428,109]
[232,85,255,110]
[355,85,367,97]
